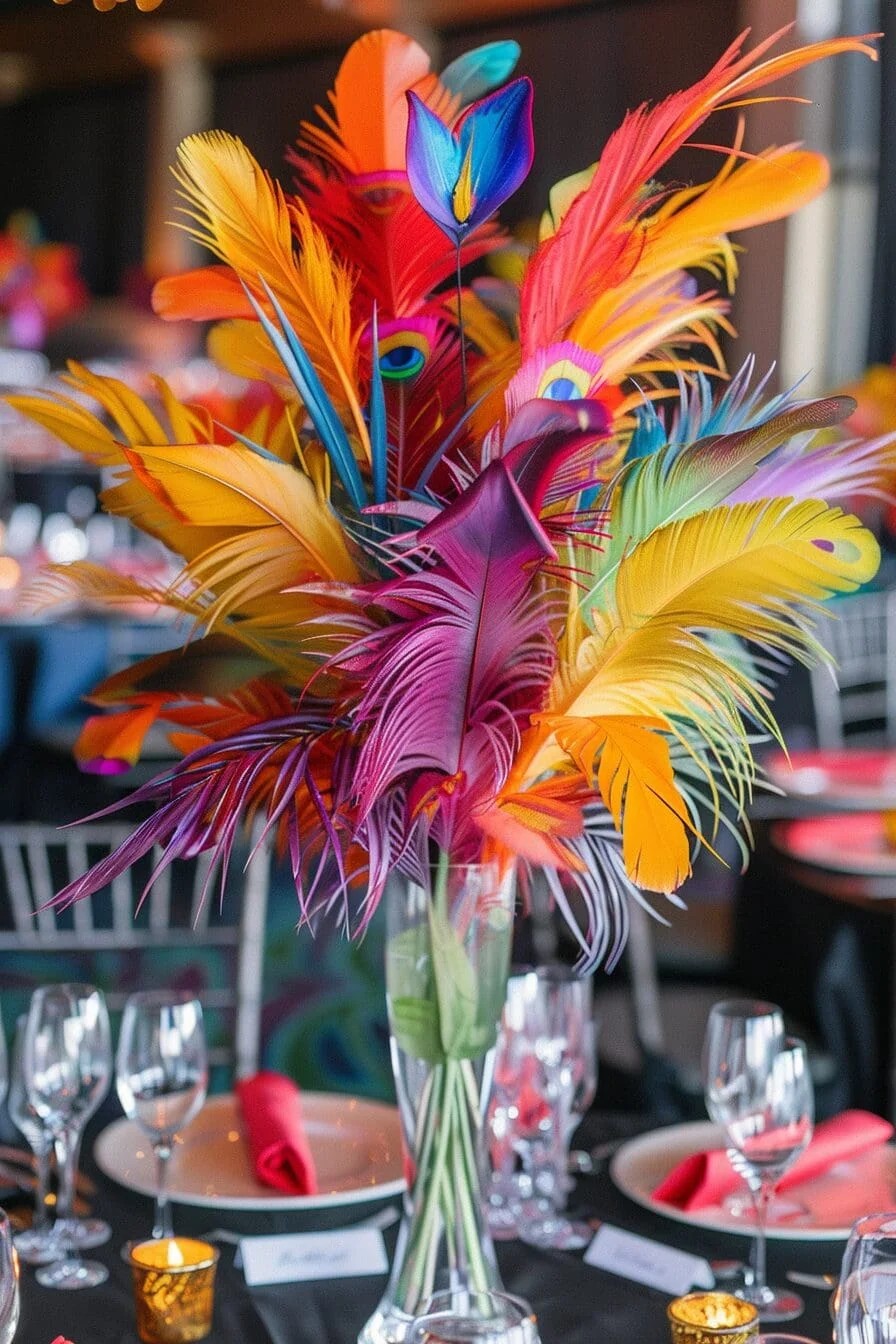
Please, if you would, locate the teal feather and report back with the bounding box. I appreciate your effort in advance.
[440,41,521,105]
[245,279,367,510]
[368,309,388,505]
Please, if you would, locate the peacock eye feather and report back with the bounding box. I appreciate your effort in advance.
[542,376,579,400]
[379,344,427,381]
[537,355,599,401]
[376,324,435,382]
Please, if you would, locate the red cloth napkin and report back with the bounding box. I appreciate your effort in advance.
[235,1071,319,1196]
[653,1110,892,1211]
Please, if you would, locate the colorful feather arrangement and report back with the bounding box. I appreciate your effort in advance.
[10,24,892,967]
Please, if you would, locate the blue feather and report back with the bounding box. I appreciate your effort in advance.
[624,402,667,463]
[244,279,367,510]
[217,423,286,464]
[368,308,388,505]
[440,41,521,105]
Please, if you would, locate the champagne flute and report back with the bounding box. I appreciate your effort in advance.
[703,1002,811,1323]
[7,1015,56,1265]
[514,966,594,1251]
[116,991,208,1240]
[836,1211,896,1343]
[24,983,112,1289]
[0,1211,19,1344]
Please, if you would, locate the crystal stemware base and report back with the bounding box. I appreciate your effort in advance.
[58,1215,112,1249]
[36,1256,109,1290]
[517,1204,591,1251]
[12,1225,59,1266]
[738,1283,805,1323]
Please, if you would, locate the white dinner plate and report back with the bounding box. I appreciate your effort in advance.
[610,1121,896,1241]
[95,1091,405,1210]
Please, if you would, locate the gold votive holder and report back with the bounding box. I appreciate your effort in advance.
[883,810,896,849]
[668,1292,760,1344]
[129,1237,219,1344]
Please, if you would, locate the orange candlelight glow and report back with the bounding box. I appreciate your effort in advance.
[668,1293,759,1344]
[129,1238,218,1344]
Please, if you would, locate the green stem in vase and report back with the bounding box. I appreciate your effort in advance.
[451,1060,492,1290]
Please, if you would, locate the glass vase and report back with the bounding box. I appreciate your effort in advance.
[359,857,515,1344]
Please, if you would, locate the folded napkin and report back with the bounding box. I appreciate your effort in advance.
[653,1110,892,1211]
[235,1071,319,1196]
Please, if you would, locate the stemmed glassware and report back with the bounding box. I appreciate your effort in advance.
[0,1211,19,1344]
[486,967,595,1250]
[116,991,208,1240]
[7,1015,56,1265]
[703,1001,813,1322]
[836,1211,896,1343]
[517,966,595,1251]
[23,983,112,1289]
[487,973,549,1240]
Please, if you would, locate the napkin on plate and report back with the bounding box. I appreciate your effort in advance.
[235,1071,319,1196]
[652,1110,893,1211]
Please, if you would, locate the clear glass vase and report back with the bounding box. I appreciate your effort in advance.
[359,857,515,1344]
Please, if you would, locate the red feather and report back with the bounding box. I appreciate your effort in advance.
[520,26,878,353]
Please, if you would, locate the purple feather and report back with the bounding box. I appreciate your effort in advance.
[338,459,556,851]
[405,78,534,242]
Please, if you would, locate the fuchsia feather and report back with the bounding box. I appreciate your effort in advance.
[342,460,557,840]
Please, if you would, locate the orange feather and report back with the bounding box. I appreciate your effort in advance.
[296,29,457,178]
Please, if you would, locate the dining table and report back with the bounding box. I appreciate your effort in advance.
[9,1111,844,1344]
[763,747,896,813]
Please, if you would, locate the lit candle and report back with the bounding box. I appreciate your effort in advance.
[129,1237,219,1344]
[667,1292,760,1344]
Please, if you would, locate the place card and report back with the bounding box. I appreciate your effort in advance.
[584,1223,714,1295]
[240,1227,389,1286]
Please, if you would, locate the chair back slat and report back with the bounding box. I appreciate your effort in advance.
[0,821,272,1080]
[190,852,217,931]
[810,589,896,748]
[26,833,57,935]
[67,836,93,937]
[1,833,35,934]
[111,869,133,936]
[148,855,171,934]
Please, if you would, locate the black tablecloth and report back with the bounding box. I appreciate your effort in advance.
[12,1116,840,1344]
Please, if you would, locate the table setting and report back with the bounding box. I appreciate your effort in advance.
[3,981,896,1344]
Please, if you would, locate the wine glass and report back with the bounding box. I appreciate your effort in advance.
[513,966,594,1251]
[0,1211,19,1344]
[407,1289,541,1344]
[704,1002,812,1323]
[24,983,112,1289]
[7,1015,56,1265]
[116,991,208,1240]
[836,1211,896,1343]
[486,972,550,1240]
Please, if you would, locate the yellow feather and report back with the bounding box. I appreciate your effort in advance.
[207,319,293,390]
[172,132,369,456]
[524,500,880,889]
[123,438,360,591]
[614,498,879,640]
[7,369,235,561]
[541,712,694,891]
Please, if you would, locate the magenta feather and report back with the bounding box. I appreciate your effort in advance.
[339,459,557,848]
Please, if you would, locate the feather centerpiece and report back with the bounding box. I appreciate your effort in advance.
[8,23,889,975]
